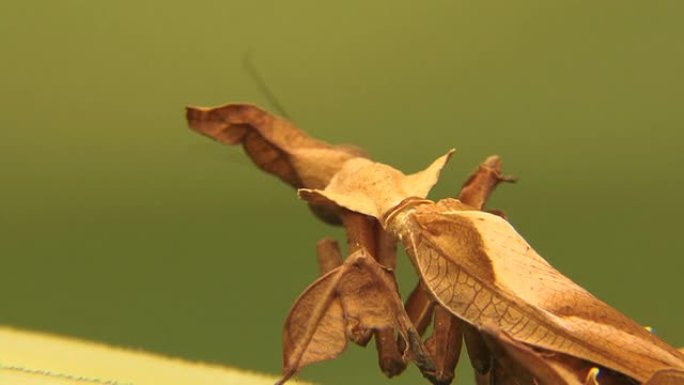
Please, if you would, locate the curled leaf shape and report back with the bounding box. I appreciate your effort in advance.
[186,103,368,223]
[186,103,364,189]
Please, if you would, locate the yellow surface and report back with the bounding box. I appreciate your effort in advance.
[0,326,313,385]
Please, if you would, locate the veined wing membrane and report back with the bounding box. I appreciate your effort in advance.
[403,206,684,382]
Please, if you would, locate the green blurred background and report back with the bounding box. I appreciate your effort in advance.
[1,1,683,384]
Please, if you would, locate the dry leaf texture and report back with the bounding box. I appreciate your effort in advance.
[386,199,684,382]
[279,249,430,384]
[187,103,367,223]
[186,103,364,190]
[299,151,453,219]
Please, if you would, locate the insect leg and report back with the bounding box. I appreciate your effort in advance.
[341,211,407,376]
[404,282,436,338]
[315,238,343,274]
[422,305,465,385]
[463,323,494,381]
[458,155,516,211]
[341,210,377,256]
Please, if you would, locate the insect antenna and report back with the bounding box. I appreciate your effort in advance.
[242,49,291,120]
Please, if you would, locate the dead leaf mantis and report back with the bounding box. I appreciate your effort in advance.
[186,103,684,385]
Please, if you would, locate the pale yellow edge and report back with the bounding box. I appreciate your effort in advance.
[0,326,315,385]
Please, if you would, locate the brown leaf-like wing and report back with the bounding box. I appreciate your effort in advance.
[186,103,364,190]
[280,249,434,384]
[280,267,347,384]
[393,202,684,382]
[299,151,453,220]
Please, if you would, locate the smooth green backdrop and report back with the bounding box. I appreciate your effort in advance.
[1,1,683,384]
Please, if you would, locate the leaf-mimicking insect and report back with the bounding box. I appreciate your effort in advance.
[187,103,684,385]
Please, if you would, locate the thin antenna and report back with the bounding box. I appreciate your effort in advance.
[242,50,291,119]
